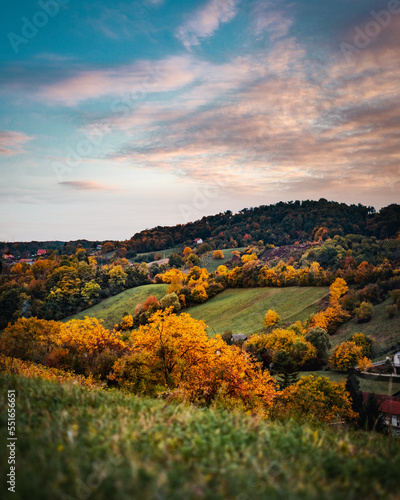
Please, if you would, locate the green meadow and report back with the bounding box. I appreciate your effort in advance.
[187,287,329,337]
[63,284,168,329]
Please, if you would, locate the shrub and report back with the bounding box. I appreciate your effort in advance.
[386,304,397,318]
[213,250,224,259]
[355,301,373,323]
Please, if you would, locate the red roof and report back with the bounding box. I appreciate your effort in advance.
[363,393,400,416]
[37,249,46,255]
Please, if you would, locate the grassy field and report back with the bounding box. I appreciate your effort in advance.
[187,287,329,337]
[199,247,246,273]
[134,247,182,262]
[300,370,400,396]
[63,284,168,329]
[332,298,400,357]
[1,374,399,500]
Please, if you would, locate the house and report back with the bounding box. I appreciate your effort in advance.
[194,238,203,245]
[232,334,248,343]
[36,249,46,256]
[393,351,400,375]
[363,393,400,437]
[2,254,15,261]
[96,244,102,251]
[19,259,34,265]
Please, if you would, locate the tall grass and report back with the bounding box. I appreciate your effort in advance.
[1,374,399,500]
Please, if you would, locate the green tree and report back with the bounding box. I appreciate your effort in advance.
[305,327,331,360]
[81,280,101,306]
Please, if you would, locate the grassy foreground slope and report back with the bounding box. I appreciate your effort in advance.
[1,374,399,500]
[63,284,168,329]
[332,298,400,356]
[187,287,329,337]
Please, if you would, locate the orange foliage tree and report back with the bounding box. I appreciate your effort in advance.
[115,309,277,414]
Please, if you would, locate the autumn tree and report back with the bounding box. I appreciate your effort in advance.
[329,341,368,371]
[272,374,356,424]
[329,277,348,304]
[81,280,101,306]
[213,250,224,260]
[264,310,281,329]
[349,333,373,357]
[245,329,316,368]
[118,309,277,414]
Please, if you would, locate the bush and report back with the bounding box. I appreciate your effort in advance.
[213,250,224,259]
[355,301,373,323]
[386,304,397,318]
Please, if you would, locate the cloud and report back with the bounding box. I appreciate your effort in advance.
[104,30,399,198]
[176,0,239,49]
[0,131,33,156]
[252,1,294,40]
[6,55,202,106]
[59,181,118,191]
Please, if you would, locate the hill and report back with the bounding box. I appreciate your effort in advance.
[186,287,329,337]
[124,200,400,253]
[63,284,168,329]
[1,374,399,500]
[332,298,400,357]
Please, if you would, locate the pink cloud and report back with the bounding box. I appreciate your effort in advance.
[35,55,202,106]
[0,130,33,156]
[252,2,294,40]
[59,181,119,192]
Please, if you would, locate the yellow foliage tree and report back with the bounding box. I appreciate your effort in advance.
[264,310,281,329]
[329,277,349,304]
[273,374,356,424]
[213,250,224,259]
[245,329,316,365]
[162,268,186,293]
[216,265,228,276]
[329,341,365,371]
[241,253,257,263]
[58,317,126,357]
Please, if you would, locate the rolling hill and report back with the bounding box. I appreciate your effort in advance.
[63,284,168,329]
[332,298,400,357]
[186,286,329,337]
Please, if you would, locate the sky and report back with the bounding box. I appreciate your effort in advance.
[0,0,399,242]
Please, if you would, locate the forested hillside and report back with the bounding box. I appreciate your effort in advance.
[124,200,400,253]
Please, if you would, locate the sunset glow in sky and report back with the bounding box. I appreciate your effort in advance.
[1,0,399,241]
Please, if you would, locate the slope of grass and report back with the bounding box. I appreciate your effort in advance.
[187,287,329,337]
[332,298,400,356]
[300,370,400,396]
[63,284,168,329]
[199,247,246,273]
[1,374,399,500]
